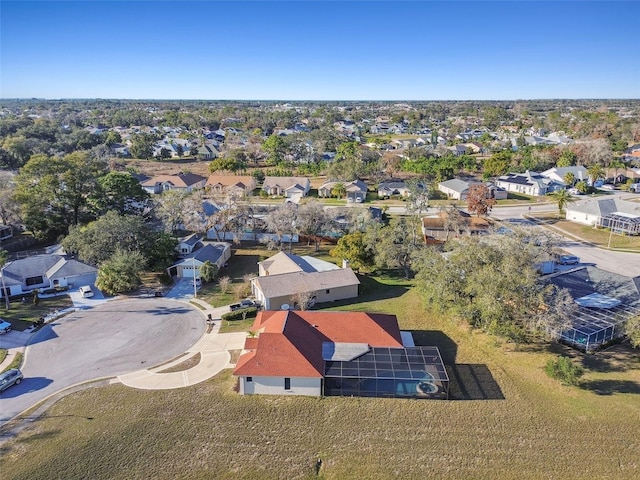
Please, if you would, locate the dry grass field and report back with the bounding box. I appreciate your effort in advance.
[1,258,639,479]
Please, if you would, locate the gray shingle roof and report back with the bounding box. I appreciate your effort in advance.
[254,268,360,298]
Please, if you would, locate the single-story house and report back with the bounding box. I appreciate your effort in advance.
[378,179,419,198]
[167,242,231,278]
[0,254,97,298]
[195,143,220,160]
[140,173,207,194]
[206,175,257,196]
[233,310,449,398]
[438,179,507,201]
[495,170,559,196]
[318,179,368,203]
[438,178,471,200]
[252,251,359,310]
[566,198,640,234]
[421,210,491,243]
[262,176,311,202]
[176,234,204,256]
[541,166,588,185]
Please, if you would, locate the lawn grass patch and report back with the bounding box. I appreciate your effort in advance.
[219,317,255,334]
[532,213,640,251]
[157,353,201,373]
[2,351,23,373]
[0,296,73,331]
[0,348,7,365]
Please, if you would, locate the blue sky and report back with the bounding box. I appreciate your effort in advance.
[1,1,639,100]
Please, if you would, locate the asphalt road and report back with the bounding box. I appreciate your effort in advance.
[0,298,205,425]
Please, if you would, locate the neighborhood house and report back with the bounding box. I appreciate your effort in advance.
[251,252,360,310]
[0,254,97,298]
[262,176,311,202]
[234,310,449,399]
[140,173,207,194]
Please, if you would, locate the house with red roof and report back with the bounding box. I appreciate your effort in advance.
[233,310,449,399]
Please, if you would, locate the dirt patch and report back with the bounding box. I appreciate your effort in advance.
[123,158,211,177]
[228,349,242,364]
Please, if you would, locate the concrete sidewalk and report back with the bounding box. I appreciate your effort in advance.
[118,330,246,389]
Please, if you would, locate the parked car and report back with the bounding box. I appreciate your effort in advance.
[79,285,94,298]
[559,255,580,265]
[0,320,12,334]
[240,299,256,308]
[0,369,23,392]
[229,303,242,311]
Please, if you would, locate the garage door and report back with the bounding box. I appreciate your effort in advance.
[181,265,197,278]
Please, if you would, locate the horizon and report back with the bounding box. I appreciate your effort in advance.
[2,1,639,100]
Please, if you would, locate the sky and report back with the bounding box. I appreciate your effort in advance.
[1,0,639,100]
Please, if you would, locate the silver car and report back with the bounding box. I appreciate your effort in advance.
[0,369,23,392]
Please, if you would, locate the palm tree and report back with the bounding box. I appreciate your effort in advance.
[563,172,575,187]
[331,182,346,199]
[551,189,575,218]
[587,164,606,186]
[608,160,625,185]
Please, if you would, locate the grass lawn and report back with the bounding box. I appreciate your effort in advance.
[533,213,640,251]
[0,296,73,331]
[219,317,256,334]
[1,249,639,479]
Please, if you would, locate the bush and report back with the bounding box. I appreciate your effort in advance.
[221,307,258,321]
[545,356,584,386]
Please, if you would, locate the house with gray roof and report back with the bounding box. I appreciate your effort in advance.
[495,170,561,196]
[1,254,97,298]
[252,251,359,310]
[167,242,232,279]
[438,178,471,200]
[566,198,640,233]
[541,166,588,185]
[318,179,368,203]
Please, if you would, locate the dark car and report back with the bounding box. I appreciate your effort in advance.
[0,369,23,392]
[559,255,580,265]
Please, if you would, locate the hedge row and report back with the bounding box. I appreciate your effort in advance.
[221,307,258,321]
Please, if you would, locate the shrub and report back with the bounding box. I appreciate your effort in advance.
[545,356,584,386]
[221,307,258,321]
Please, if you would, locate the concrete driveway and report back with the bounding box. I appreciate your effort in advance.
[0,298,204,425]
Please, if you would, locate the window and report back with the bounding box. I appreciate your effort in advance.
[246,377,252,383]
[25,276,44,287]
[325,289,330,294]
[284,378,291,390]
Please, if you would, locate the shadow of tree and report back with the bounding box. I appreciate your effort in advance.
[580,379,640,395]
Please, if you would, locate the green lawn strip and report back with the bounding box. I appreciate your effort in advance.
[0,348,7,364]
[189,301,206,310]
[1,296,74,331]
[532,213,640,251]
[2,351,23,373]
[219,317,255,334]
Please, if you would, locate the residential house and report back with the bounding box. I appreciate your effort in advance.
[251,251,360,310]
[566,198,640,234]
[206,175,257,196]
[438,178,471,200]
[140,173,207,194]
[318,179,368,203]
[421,210,492,243]
[495,171,558,196]
[1,254,97,299]
[167,242,231,279]
[176,234,203,256]
[262,176,311,202]
[541,166,588,185]
[233,310,449,398]
[195,143,220,160]
[438,178,507,201]
[378,179,416,198]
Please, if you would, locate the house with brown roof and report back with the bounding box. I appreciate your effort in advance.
[233,310,449,398]
[421,210,491,243]
[140,173,207,194]
[262,176,311,202]
[206,175,257,196]
[251,252,359,310]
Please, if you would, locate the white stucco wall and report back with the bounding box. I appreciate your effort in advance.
[240,376,321,396]
[566,209,599,227]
